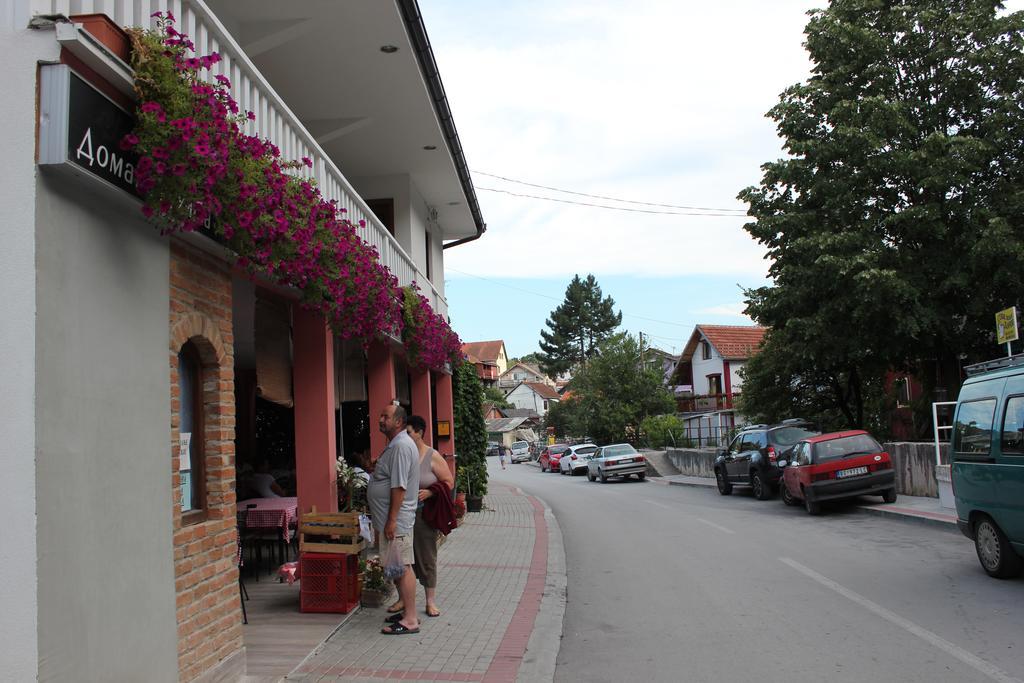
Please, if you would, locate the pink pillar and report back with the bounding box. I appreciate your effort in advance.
[293,308,337,514]
[434,371,455,477]
[367,339,397,461]
[411,368,433,445]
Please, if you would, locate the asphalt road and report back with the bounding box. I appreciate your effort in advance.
[490,458,1024,683]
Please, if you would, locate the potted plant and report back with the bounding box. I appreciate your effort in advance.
[457,460,487,513]
[359,555,392,608]
[336,458,367,512]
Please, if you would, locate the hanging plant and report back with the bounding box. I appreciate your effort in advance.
[122,12,402,341]
[401,285,463,371]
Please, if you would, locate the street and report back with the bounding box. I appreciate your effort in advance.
[493,460,1024,683]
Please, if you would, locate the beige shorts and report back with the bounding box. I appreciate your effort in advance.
[379,532,415,567]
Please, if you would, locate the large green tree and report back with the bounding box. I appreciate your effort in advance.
[453,360,488,497]
[547,333,675,444]
[738,0,1024,431]
[538,274,622,377]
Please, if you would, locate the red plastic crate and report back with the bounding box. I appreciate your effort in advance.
[300,552,361,613]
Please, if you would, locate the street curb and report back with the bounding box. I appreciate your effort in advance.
[665,479,716,490]
[856,504,959,532]
[512,487,567,683]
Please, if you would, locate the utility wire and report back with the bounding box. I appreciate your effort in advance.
[447,267,693,329]
[476,186,746,217]
[473,170,748,214]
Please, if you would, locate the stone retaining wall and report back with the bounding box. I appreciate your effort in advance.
[665,441,948,498]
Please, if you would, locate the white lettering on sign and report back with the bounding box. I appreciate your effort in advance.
[95,144,109,169]
[75,127,94,166]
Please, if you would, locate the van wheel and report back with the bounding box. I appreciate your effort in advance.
[715,469,732,496]
[974,517,1024,579]
[882,488,897,504]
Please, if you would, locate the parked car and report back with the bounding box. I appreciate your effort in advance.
[539,444,569,472]
[559,443,598,475]
[714,420,819,500]
[778,430,896,514]
[587,444,646,482]
[510,440,531,463]
[951,355,1024,578]
[486,442,501,457]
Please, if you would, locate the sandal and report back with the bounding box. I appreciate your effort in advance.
[426,606,441,618]
[385,612,404,623]
[381,622,419,635]
[385,601,404,614]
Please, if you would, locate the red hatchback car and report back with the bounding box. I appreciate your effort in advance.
[780,430,897,515]
[539,444,569,473]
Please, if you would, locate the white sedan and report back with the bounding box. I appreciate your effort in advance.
[587,444,647,482]
[559,444,598,475]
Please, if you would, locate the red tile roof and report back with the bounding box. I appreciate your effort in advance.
[682,325,767,360]
[461,340,506,364]
[525,382,561,400]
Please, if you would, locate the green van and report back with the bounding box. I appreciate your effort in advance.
[951,354,1024,578]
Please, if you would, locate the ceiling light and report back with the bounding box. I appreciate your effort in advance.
[380,45,399,54]
[447,201,460,206]
[422,145,437,150]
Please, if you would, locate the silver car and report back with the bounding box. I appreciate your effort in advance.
[509,440,531,463]
[587,444,647,482]
[559,444,598,475]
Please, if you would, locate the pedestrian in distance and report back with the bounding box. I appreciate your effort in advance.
[498,445,507,470]
[368,402,421,635]
[385,414,455,619]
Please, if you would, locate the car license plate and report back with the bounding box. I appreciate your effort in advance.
[836,466,868,479]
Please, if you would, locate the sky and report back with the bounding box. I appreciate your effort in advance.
[421,0,1023,359]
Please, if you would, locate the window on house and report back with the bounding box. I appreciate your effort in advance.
[701,341,712,360]
[894,377,912,408]
[424,230,432,281]
[178,342,206,518]
[708,374,722,395]
[543,400,549,410]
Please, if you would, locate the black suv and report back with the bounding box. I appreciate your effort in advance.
[714,420,818,500]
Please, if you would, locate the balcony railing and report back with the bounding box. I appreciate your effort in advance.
[33,0,447,319]
[677,393,734,413]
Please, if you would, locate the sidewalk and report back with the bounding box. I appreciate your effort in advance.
[286,483,566,682]
[651,474,958,529]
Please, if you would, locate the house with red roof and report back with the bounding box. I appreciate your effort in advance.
[674,324,768,412]
[505,381,561,417]
[461,340,508,387]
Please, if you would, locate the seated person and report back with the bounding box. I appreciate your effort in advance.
[248,460,284,498]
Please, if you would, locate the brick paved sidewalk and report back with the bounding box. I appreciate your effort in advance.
[286,483,566,682]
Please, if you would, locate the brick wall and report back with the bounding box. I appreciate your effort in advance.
[168,239,243,681]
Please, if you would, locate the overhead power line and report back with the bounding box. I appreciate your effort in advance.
[446,267,692,329]
[476,186,746,217]
[473,170,748,214]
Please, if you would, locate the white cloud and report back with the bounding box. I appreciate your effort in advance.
[426,0,816,279]
[694,303,752,320]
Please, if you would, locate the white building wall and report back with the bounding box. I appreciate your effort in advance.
[729,360,746,393]
[0,5,44,678]
[506,384,542,415]
[690,339,723,395]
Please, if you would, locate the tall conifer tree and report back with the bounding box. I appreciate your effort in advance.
[538,274,622,377]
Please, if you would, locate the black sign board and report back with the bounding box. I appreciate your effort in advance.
[39,65,139,197]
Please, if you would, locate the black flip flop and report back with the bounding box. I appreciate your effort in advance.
[385,612,404,623]
[425,607,441,618]
[385,603,404,614]
[381,622,419,635]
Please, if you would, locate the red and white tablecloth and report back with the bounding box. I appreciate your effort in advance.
[241,496,298,542]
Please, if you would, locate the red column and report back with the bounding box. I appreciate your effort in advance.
[293,308,337,514]
[434,370,455,477]
[411,368,433,445]
[367,339,397,461]
[723,360,732,409]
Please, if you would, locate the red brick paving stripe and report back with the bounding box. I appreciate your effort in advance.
[462,523,537,529]
[314,667,483,680]
[482,493,549,683]
[441,562,532,570]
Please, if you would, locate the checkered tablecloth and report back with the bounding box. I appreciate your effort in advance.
[242,496,298,542]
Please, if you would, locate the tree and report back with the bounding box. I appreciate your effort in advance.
[453,360,488,497]
[509,352,544,369]
[482,386,513,410]
[738,0,1024,430]
[553,333,675,444]
[538,274,622,377]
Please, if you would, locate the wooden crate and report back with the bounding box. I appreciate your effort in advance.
[298,509,365,555]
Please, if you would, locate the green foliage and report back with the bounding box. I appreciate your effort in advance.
[453,360,488,497]
[482,386,513,409]
[548,333,675,444]
[538,274,622,378]
[509,352,544,368]
[640,414,685,449]
[738,0,1024,430]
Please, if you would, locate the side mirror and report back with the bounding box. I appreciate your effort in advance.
[717,449,726,458]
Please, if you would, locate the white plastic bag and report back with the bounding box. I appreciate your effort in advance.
[358,513,373,544]
[382,537,405,580]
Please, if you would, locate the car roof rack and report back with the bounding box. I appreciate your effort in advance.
[741,423,769,431]
[780,418,809,425]
[964,353,1024,377]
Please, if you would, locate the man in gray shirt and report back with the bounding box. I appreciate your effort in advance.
[368,403,420,634]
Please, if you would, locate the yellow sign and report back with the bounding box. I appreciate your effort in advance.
[435,420,450,437]
[548,435,555,445]
[996,307,1019,345]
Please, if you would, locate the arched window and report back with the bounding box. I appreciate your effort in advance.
[178,341,206,518]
